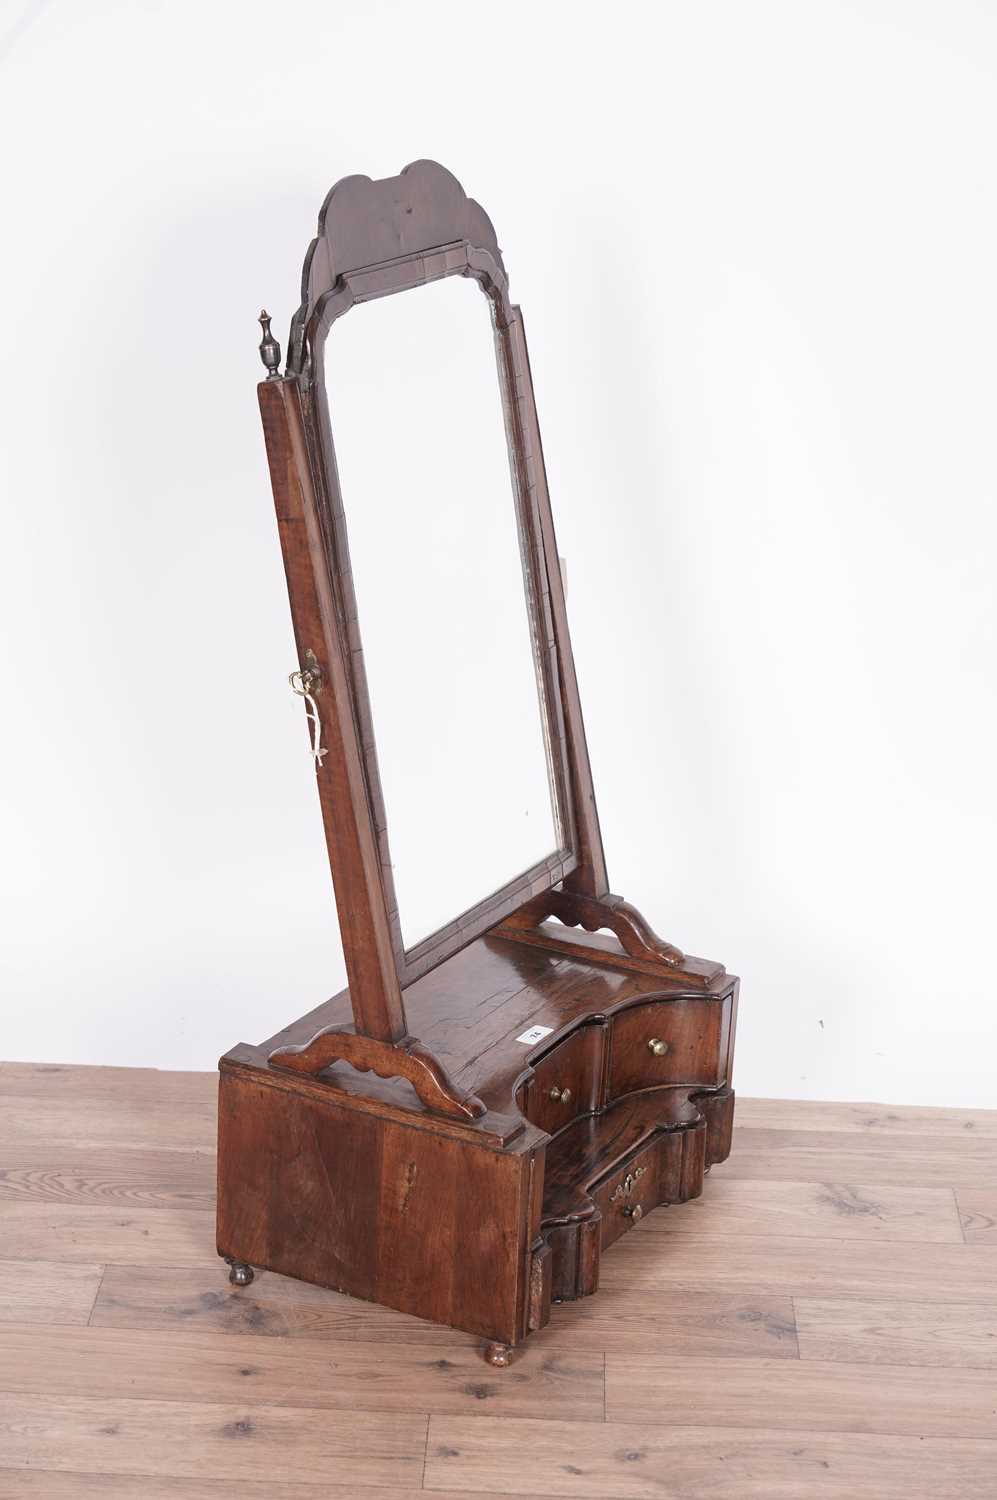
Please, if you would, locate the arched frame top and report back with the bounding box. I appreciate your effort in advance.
[288,159,508,373]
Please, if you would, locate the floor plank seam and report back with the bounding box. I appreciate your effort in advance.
[0,1390,607,1426]
[595,1408,997,1442]
[629,1227,986,1249]
[9,1321,997,1382]
[0,1389,590,1426]
[768,1351,997,1376]
[0,1463,433,1490]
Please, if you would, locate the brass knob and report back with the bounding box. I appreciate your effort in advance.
[647,1038,668,1057]
[623,1203,644,1221]
[549,1085,572,1104]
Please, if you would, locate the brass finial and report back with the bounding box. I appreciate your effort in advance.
[258,309,282,379]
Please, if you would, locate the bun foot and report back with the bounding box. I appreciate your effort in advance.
[225,1259,254,1287]
[483,1341,513,1367]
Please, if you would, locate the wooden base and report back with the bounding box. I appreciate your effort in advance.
[217,928,737,1357]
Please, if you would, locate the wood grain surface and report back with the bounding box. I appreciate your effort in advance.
[2,1061,995,1497]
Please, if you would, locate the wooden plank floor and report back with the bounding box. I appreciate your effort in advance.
[0,1063,995,1499]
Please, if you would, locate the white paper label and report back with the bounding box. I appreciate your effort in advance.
[515,1025,554,1046]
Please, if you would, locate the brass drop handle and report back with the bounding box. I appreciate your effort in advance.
[647,1038,668,1057]
[623,1203,643,1221]
[289,651,327,772]
[548,1084,573,1104]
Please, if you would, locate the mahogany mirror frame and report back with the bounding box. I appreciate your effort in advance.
[294,171,579,986]
[257,161,702,1109]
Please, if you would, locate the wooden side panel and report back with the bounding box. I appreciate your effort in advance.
[657,1127,686,1202]
[216,1072,383,1302]
[694,1086,736,1166]
[679,1119,708,1199]
[546,1222,599,1304]
[376,1126,524,1337]
[216,1071,529,1345]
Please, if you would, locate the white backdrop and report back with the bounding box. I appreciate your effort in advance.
[2,0,995,1107]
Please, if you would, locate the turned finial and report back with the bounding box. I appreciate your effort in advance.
[258,309,282,379]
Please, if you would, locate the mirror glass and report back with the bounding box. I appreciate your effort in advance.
[320,275,562,950]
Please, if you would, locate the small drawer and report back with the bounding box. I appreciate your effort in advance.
[590,1139,659,1250]
[525,1024,602,1134]
[608,997,726,1099]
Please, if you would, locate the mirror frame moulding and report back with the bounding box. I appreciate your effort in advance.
[283,161,581,988]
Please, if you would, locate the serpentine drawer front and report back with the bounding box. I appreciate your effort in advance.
[608,997,728,1097]
[522,1023,603,1134]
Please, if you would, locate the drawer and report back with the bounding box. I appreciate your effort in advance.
[524,1024,603,1134]
[590,1137,660,1250]
[608,997,727,1099]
